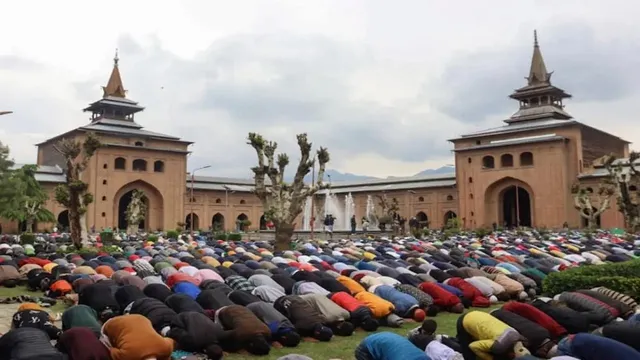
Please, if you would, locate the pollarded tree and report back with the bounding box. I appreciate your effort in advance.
[125,189,147,234]
[604,152,640,232]
[571,182,614,229]
[2,165,56,232]
[54,133,101,248]
[248,133,330,251]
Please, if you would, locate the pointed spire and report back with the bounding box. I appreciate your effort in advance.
[527,30,553,86]
[102,48,127,98]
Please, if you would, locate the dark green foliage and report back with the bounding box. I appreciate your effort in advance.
[543,260,640,298]
[147,234,159,243]
[214,233,228,240]
[474,227,489,238]
[227,233,242,241]
[166,230,179,239]
[100,231,114,245]
[20,232,35,245]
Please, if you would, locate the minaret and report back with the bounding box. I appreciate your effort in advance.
[506,30,572,124]
[83,50,144,122]
[102,49,127,98]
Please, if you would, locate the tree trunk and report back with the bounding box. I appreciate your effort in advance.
[70,208,82,249]
[274,223,295,252]
[80,213,90,247]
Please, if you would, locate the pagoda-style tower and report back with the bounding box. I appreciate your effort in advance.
[83,49,145,122]
[506,31,573,124]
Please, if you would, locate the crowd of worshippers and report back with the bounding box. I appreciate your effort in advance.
[0,230,638,359]
[356,287,640,360]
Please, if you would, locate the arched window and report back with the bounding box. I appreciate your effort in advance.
[520,152,534,166]
[132,159,147,171]
[468,177,473,183]
[101,196,106,201]
[630,185,638,192]
[446,195,453,201]
[240,199,246,204]
[501,154,514,167]
[114,157,126,170]
[482,156,495,169]
[153,160,164,173]
[103,163,107,169]
[468,157,472,164]
[418,196,424,202]
[134,141,144,146]
[586,187,594,194]
[215,198,222,204]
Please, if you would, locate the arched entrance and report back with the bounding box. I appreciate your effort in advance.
[212,213,225,231]
[117,190,148,230]
[185,213,199,231]
[259,214,267,230]
[57,210,69,231]
[500,186,532,227]
[416,211,429,229]
[444,211,457,225]
[113,180,164,231]
[484,177,535,228]
[237,213,248,231]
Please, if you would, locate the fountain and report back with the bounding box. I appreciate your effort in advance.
[302,196,312,231]
[344,193,355,230]
[365,195,379,229]
[324,192,346,230]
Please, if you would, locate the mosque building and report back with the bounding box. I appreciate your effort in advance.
[0,32,628,233]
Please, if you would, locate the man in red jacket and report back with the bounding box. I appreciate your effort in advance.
[444,277,490,308]
[330,292,379,331]
[418,282,464,313]
[503,301,567,339]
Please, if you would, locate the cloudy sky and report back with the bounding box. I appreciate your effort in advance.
[1,1,638,178]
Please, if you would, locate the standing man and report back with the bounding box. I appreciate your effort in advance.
[351,215,357,234]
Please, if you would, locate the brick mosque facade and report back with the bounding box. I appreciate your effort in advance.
[0,32,629,233]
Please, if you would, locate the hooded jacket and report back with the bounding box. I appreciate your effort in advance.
[78,282,120,315]
[61,305,102,335]
[196,289,234,310]
[57,327,111,360]
[560,333,640,360]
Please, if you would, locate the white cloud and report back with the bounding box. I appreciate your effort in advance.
[0,0,639,178]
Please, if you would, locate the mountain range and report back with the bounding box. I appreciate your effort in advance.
[289,165,455,182]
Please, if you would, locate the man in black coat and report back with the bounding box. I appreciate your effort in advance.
[273,295,333,342]
[128,297,178,334]
[491,309,557,358]
[0,327,64,360]
[78,282,120,322]
[167,311,228,360]
[165,294,205,314]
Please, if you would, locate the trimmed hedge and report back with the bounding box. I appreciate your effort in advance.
[166,230,179,239]
[147,235,159,243]
[227,233,242,241]
[543,260,640,299]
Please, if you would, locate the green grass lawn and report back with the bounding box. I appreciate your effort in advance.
[0,286,497,360]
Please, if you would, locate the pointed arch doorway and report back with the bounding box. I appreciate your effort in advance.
[484,177,534,228]
[113,180,164,231]
[500,185,532,227]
